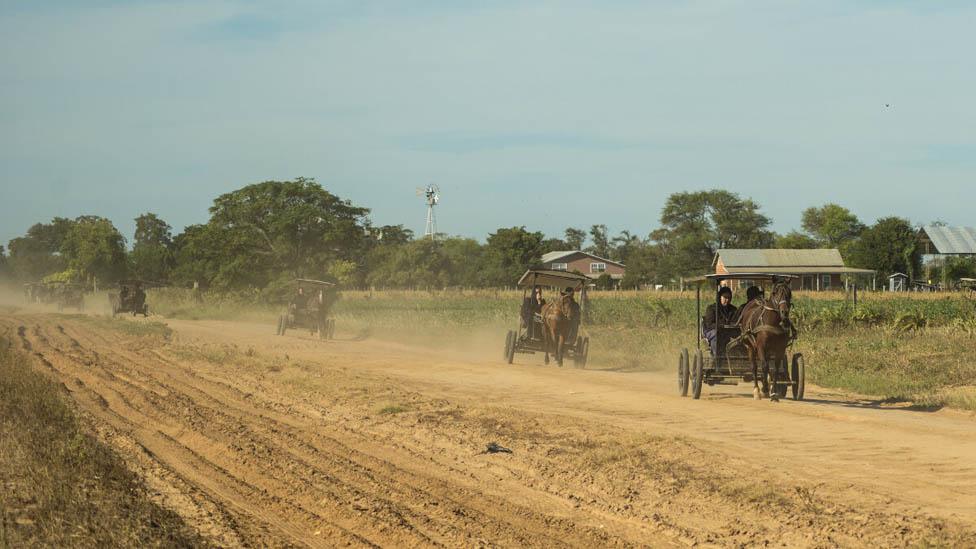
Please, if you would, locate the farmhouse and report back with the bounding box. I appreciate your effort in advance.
[713,249,875,291]
[540,251,625,283]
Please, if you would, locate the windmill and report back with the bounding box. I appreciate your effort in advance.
[416,184,440,240]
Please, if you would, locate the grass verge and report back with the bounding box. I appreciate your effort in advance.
[0,336,206,547]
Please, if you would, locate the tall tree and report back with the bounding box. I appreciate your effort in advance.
[775,231,819,249]
[6,217,75,281]
[59,216,128,283]
[801,204,865,247]
[130,213,175,282]
[651,190,774,280]
[482,226,545,286]
[564,227,586,250]
[587,224,612,258]
[845,217,919,281]
[611,230,642,264]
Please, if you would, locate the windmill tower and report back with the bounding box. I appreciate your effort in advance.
[416,184,440,240]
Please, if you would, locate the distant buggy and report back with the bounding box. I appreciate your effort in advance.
[109,279,150,317]
[56,283,86,312]
[276,279,337,340]
[502,269,590,368]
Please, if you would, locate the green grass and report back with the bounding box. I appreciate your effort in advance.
[0,336,206,547]
[71,314,173,338]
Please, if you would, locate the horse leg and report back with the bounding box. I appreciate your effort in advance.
[543,322,550,365]
[769,350,780,402]
[760,350,770,398]
[556,331,564,367]
[750,348,761,400]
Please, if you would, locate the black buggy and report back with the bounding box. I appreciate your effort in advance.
[502,269,590,368]
[109,279,150,317]
[678,273,805,401]
[56,283,86,312]
[276,279,337,340]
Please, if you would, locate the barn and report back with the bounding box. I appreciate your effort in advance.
[540,251,625,285]
[713,249,875,291]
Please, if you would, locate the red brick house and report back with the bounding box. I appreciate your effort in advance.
[540,251,625,284]
[713,249,875,291]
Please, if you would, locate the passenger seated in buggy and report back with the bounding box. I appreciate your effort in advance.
[702,286,737,356]
[520,286,546,339]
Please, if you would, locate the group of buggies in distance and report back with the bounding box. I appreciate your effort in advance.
[24,281,87,312]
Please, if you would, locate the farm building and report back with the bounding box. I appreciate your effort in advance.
[540,251,625,285]
[713,249,875,291]
[917,225,976,258]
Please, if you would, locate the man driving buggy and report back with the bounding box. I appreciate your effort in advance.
[703,286,737,356]
[561,286,582,342]
[290,287,308,310]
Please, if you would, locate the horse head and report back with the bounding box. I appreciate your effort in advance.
[769,281,792,322]
[559,294,576,321]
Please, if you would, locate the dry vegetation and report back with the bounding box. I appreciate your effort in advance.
[0,332,205,547]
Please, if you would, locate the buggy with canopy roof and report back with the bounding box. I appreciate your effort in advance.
[276,278,337,340]
[55,282,86,312]
[678,273,805,400]
[502,269,590,367]
[109,279,150,317]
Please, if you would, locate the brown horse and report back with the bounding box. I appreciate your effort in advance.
[541,293,576,367]
[733,281,795,401]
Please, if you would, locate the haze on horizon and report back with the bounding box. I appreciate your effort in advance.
[2,1,974,247]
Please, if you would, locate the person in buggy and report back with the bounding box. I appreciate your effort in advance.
[520,286,546,339]
[290,287,308,311]
[703,286,737,356]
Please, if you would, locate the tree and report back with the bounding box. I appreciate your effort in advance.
[482,226,545,286]
[0,245,7,279]
[801,204,865,247]
[650,190,775,280]
[564,227,586,250]
[611,230,642,264]
[541,237,568,252]
[775,231,819,249]
[130,213,174,282]
[587,224,612,258]
[372,225,413,246]
[365,239,453,289]
[6,217,74,281]
[845,217,919,281]
[59,216,128,283]
[181,178,370,289]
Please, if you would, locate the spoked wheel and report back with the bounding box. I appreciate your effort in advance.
[580,336,589,368]
[791,353,806,401]
[572,336,584,368]
[507,331,517,364]
[278,315,287,336]
[504,330,514,362]
[678,348,690,396]
[143,304,150,317]
[691,349,704,400]
[774,358,788,399]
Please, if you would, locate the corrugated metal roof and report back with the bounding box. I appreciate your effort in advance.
[716,249,845,268]
[724,266,875,274]
[921,226,976,254]
[541,250,625,267]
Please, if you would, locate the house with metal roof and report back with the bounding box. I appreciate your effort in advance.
[917,226,976,256]
[540,251,625,283]
[713,249,875,291]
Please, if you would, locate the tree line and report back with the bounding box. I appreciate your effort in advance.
[0,178,954,292]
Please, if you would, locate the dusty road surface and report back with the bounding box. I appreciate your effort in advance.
[3,311,976,547]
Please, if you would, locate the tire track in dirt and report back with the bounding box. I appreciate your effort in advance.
[6,313,976,547]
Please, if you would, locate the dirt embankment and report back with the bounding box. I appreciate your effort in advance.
[2,312,975,547]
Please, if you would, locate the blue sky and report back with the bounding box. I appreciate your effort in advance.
[1,1,974,248]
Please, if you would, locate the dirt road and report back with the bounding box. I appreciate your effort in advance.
[3,312,975,547]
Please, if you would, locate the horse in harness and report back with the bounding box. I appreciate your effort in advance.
[729,280,797,401]
[541,291,578,367]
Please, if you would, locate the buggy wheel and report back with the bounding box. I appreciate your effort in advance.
[504,330,514,362]
[678,348,690,396]
[791,354,806,401]
[580,336,589,369]
[275,315,282,335]
[572,336,583,368]
[278,315,287,336]
[143,304,149,317]
[328,319,336,339]
[691,349,704,400]
[507,331,516,364]
[774,358,788,399]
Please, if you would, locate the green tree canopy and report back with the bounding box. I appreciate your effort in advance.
[564,227,586,250]
[60,216,128,283]
[651,190,774,280]
[587,224,612,258]
[845,217,919,281]
[801,204,865,247]
[6,217,75,281]
[482,226,545,286]
[130,213,175,282]
[775,231,819,249]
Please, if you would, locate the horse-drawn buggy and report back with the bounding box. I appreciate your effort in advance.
[109,279,150,317]
[678,273,805,401]
[503,269,590,367]
[276,279,337,340]
[24,282,55,304]
[55,283,86,312]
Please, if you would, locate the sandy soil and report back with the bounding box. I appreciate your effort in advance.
[2,310,975,547]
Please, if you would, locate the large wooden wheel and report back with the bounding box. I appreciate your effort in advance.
[791,354,806,401]
[504,330,514,362]
[678,348,690,396]
[691,349,704,400]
